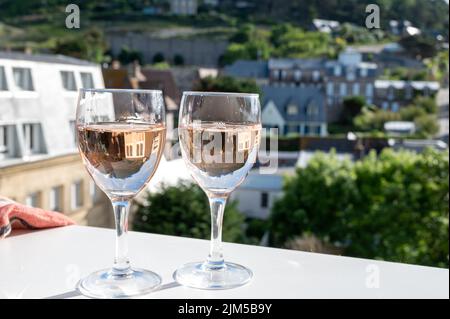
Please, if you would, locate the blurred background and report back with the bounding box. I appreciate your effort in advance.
[0,0,448,268]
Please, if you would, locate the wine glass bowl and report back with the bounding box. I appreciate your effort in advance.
[175,91,261,289]
[76,89,165,298]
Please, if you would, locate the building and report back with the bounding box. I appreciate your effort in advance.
[323,50,378,121]
[0,51,112,226]
[170,0,198,15]
[230,171,285,220]
[101,63,181,147]
[261,85,328,136]
[374,80,440,111]
[223,60,269,85]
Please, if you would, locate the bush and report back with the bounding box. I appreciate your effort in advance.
[194,76,261,95]
[340,96,366,125]
[173,54,184,66]
[269,149,449,268]
[133,182,246,243]
[152,52,165,64]
[118,46,143,65]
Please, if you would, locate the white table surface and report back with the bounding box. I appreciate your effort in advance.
[0,225,448,299]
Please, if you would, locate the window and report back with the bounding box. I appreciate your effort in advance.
[71,180,83,210]
[360,68,368,77]
[80,72,94,89]
[272,70,280,81]
[0,66,8,91]
[287,104,298,115]
[281,70,287,80]
[326,82,334,95]
[388,86,395,100]
[90,181,102,204]
[334,65,342,77]
[60,71,77,91]
[353,83,360,95]
[49,186,63,212]
[26,192,41,208]
[346,67,355,81]
[288,125,299,134]
[392,102,400,112]
[307,104,319,117]
[304,125,310,135]
[340,83,347,96]
[405,86,413,99]
[13,67,34,91]
[294,70,302,81]
[312,71,320,82]
[382,101,389,110]
[0,125,9,158]
[365,83,374,97]
[261,192,269,208]
[23,123,41,154]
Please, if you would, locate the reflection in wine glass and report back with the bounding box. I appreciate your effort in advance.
[76,89,165,298]
[175,91,261,290]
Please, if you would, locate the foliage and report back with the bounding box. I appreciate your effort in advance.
[117,46,143,65]
[194,76,262,95]
[399,36,438,60]
[382,67,428,81]
[152,52,165,64]
[52,28,108,63]
[173,54,184,66]
[354,97,439,137]
[269,149,449,268]
[151,62,170,70]
[133,183,246,243]
[354,106,401,132]
[340,96,367,126]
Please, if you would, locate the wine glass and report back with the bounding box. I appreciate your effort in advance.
[76,88,166,298]
[175,91,261,289]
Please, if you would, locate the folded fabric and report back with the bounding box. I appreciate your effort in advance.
[0,196,75,239]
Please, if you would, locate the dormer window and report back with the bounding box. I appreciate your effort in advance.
[0,66,8,91]
[281,70,287,80]
[13,67,34,91]
[346,67,355,81]
[388,86,395,100]
[360,68,368,77]
[272,70,280,81]
[61,71,77,91]
[294,70,302,81]
[80,72,94,89]
[334,65,342,77]
[287,104,298,115]
[312,70,320,82]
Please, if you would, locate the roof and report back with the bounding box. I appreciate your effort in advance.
[0,51,97,66]
[139,68,181,108]
[238,172,284,191]
[375,80,440,90]
[261,85,326,122]
[268,58,325,70]
[223,60,269,78]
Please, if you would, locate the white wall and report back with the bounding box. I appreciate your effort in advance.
[231,189,282,220]
[0,58,104,156]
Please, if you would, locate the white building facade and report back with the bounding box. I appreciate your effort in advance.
[0,52,104,162]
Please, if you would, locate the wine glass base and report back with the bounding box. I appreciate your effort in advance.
[174,261,253,290]
[77,268,161,299]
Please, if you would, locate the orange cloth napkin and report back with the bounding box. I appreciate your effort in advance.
[0,197,75,238]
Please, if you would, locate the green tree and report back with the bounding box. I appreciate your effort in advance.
[52,28,108,63]
[133,183,246,243]
[340,96,366,126]
[353,106,401,132]
[269,149,449,268]
[153,52,165,64]
[194,76,262,95]
[118,46,143,65]
[173,54,184,66]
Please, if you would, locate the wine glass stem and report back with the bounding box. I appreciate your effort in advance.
[205,196,227,270]
[111,198,131,275]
